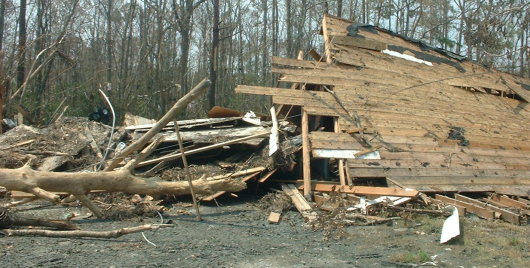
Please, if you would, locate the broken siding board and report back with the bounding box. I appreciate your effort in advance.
[305,184,419,197]
[435,194,495,219]
[454,194,520,224]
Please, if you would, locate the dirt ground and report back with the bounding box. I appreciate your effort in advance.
[1,192,528,268]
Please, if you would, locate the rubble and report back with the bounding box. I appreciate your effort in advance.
[1,15,529,248]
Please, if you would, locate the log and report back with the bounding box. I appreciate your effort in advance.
[0,167,246,198]
[105,78,211,171]
[0,208,77,230]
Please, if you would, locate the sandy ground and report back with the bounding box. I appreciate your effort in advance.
[1,195,529,268]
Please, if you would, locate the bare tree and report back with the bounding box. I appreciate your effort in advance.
[208,0,220,109]
[0,0,6,51]
[17,0,27,88]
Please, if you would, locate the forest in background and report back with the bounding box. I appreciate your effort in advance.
[0,0,528,123]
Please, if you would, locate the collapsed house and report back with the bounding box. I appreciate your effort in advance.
[236,14,530,221]
[1,15,530,238]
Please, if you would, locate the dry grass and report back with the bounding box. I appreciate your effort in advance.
[391,249,430,263]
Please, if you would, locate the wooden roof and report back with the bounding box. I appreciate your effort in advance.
[236,14,530,196]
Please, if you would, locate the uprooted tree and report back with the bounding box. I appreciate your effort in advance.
[0,78,247,218]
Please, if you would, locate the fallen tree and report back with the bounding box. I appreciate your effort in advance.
[0,166,246,218]
[0,78,247,218]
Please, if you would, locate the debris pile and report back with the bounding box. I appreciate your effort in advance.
[2,13,530,242]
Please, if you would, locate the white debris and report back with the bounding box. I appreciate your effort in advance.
[242,111,261,126]
[268,107,279,156]
[440,206,461,244]
[382,49,433,66]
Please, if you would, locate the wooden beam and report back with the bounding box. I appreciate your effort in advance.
[490,194,529,209]
[435,194,495,219]
[301,108,312,200]
[454,194,520,224]
[281,184,316,221]
[335,118,346,186]
[305,184,419,197]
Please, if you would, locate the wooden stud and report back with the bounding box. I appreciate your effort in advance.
[435,194,495,219]
[454,194,520,224]
[334,118,346,186]
[301,108,312,200]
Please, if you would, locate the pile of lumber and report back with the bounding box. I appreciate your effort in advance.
[0,79,290,221]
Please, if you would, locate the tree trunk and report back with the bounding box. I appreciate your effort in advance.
[337,0,343,17]
[0,167,246,199]
[106,0,113,83]
[0,0,6,51]
[208,0,220,109]
[17,0,27,88]
[286,0,292,57]
[261,0,268,85]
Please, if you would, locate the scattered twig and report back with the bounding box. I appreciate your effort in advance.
[1,224,173,238]
[173,119,202,221]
